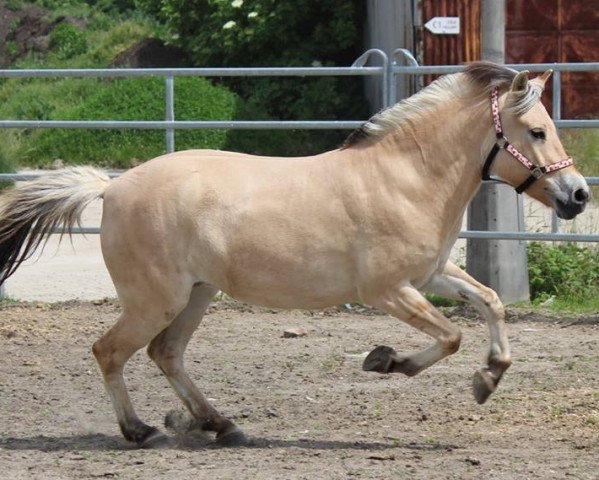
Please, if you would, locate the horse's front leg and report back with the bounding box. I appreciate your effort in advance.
[362,284,462,377]
[423,261,512,404]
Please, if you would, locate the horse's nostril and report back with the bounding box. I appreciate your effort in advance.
[573,188,589,203]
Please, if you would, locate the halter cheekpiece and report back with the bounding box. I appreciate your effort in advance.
[482,86,574,194]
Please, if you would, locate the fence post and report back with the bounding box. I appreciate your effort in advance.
[364,0,414,112]
[465,0,530,303]
[551,70,562,233]
[165,76,175,153]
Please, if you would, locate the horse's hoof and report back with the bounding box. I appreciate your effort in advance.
[472,369,497,405]
[362,345,396,373]
[215,428,249,447]
[139,428,170,449]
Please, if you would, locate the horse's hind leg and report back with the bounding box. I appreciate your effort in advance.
[147,283,246,446]
[362,283,462,377]
[92,287,191,448]
[423,261,511,404]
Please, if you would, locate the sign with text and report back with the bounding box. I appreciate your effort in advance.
[424,17,460,35]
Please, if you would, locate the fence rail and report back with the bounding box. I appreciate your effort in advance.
[0,51,597,244]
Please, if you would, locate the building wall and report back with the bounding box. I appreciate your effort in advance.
[417,0,598,117]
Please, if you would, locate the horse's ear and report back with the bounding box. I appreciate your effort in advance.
[510,70,529,92]
[535,69,553,87]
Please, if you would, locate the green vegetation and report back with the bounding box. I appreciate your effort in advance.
[0,3,172,168]
[0,0,357,167]
[0,150,16,191]
[9,77,238,168]
[527,242,599,312]
[137,0,369,155]
[562,129,599,175]
[49,23,88,59]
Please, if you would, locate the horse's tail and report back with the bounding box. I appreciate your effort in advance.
[0,166,111,285]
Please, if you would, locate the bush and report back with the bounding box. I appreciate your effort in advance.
[11,76,238,168]
[527,242,599,303]
[49,23,88,59]
[137,0,369,156]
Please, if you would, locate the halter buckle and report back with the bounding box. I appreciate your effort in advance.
[496,136,509,149]
[531,167,544,179]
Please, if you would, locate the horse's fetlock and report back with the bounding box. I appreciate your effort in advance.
[489,355,512,371]
[443,331,462,354]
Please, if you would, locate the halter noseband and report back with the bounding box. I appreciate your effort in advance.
[482,86,574,194]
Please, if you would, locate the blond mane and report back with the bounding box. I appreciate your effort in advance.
[343,62,543,148]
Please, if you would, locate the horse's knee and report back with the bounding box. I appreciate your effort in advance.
[482,287,505,317]
[92,338,113,371]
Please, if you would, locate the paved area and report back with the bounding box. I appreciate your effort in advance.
[3,200,117,302]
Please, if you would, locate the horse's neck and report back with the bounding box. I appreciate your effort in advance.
[365,100,488,215]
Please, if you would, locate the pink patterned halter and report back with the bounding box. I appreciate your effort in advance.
[482,86,574,194]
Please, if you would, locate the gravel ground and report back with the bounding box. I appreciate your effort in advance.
[0,301,598,479]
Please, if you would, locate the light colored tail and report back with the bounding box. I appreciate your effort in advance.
[0,166,111,285]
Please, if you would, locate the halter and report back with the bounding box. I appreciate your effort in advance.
[482,86,574,194]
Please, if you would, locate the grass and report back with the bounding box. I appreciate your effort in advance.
[542,296,599,314]
[562,128,599,176]
[562,128,599,204]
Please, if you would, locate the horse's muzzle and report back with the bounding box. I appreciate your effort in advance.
[555,187,590,220]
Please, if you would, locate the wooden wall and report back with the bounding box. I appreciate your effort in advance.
[418,0,598,117]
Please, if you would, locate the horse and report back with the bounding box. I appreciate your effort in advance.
[0,62,589,448]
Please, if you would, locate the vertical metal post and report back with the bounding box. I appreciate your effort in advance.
[551,70,562,233]
[351,49,390,108]
[466,0,530,303]
[165,76,175,153]
[393,48,420,105]
[365,0,414,113]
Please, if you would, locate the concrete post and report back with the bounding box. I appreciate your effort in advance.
[466,0,530,303]
[365,0,414,112]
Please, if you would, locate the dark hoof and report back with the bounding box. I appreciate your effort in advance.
[473,369,497,405]
[215,428,249,447]
[363,345,420,376]
[139,428,170,449]
[362,345,396,373]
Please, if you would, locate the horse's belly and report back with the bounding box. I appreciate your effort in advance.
[221,257,357,310]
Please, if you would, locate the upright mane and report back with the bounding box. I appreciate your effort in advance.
[342,61,543,149]
[465,62,543,116]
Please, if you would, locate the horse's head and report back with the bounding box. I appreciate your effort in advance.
[486,70,590,220]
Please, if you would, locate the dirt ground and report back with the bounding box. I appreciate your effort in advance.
[0,300,598,480]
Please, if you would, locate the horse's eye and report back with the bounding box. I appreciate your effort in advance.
[530,129,546,140]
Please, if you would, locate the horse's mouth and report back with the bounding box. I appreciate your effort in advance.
[555,198,586,220]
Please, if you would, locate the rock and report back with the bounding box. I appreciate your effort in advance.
[111,38,189,68]
[283,327,308,338]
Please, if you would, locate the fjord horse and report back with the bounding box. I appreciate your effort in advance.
[0,63,589,447]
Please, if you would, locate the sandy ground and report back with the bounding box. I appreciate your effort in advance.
[0,301,598,479]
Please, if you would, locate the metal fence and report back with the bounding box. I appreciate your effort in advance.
[0,49,597,243]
